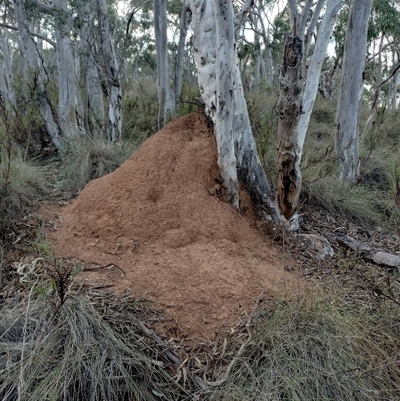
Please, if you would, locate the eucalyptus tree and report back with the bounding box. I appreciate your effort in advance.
[76,0,105,136]
[153,0,174,129]
[31,0,81,139]
[97,0,122,141]
[361,0,400,139]
[12,0,63,150]
[276,0,342,219]
[0,29,16,111]
[187,0,281,223]
[335,0,374,183]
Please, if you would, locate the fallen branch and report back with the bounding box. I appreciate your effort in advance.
[337,234,400,268]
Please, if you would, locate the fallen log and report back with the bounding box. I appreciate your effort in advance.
[337,234,400,268]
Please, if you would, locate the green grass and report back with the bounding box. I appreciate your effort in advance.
[210,297,400,401]
[0,150,48,237]
[59,135,135,193]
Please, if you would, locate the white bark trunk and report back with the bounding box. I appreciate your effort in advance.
[97,0,122,141]
[13,0,63,150]
[80,0,105,136]
[188,0,281,222]
[361,34,384,144]
[335,0,373,182]
[174,2,190,111]
[154,0,175,129]
[298,0,342,155]
[389,49,399,111]
[0,31,16,109]
[213,0,239,207]
[53,0,80,139]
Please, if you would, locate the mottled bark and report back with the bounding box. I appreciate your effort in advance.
[335,0,373,182]
[52,0,80,138]
[188,0,280,222]
[13,0,63,150]
[79,0,104,136]
[212,0,239,207]
[97,0,122,141]
[361,33,384,144]
[276,35,303,219]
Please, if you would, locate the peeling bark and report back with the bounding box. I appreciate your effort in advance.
[276,35,303,219]
[188,0,280,222]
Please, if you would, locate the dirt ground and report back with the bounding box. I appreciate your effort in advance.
[45,113,303,341]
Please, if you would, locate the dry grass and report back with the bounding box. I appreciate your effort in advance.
[0,289,187,401]
[210,297,400,401]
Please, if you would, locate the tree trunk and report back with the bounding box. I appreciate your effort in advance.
[298,0,342,157]
[52,0,80,139]
[276,0,338,220]
[13,0,63,151]
[361,33,384,144]
[335,0,373,182]
[389,49,399,111]
[188,0,281,223]
[97,0,122,141]
[0,30,16,110]
[154,0,175,129]
[276,35,303,219]
[79,0,105,136]
[174,2,190,112]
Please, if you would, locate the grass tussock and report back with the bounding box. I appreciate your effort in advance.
[211,298,400,401]
[60,135,134,193]
[0,150,47,228]
[0,291,185,401]
[303,176,400,228]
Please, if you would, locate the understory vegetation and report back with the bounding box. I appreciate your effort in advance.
[1,268,399,401]
[1,83,400,400]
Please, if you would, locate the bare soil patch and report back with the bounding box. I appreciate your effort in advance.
[46,113,302,340]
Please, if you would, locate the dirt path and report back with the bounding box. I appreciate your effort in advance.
[46,113,302,340]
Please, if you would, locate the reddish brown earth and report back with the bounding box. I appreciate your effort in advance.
[48,113,302,340]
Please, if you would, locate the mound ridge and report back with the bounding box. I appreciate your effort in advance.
[51,113,300,338]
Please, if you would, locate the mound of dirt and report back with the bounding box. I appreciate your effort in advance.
[50,113,301,339]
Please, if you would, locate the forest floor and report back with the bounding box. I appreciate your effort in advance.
[1,113,399,400]
[39,113,400,343]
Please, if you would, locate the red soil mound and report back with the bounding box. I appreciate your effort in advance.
[50,113,301,339]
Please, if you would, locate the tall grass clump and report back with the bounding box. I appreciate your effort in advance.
[211,298,400,401]
[0,150,47,215]
[60,135,134,193]
[0,292,185,401]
